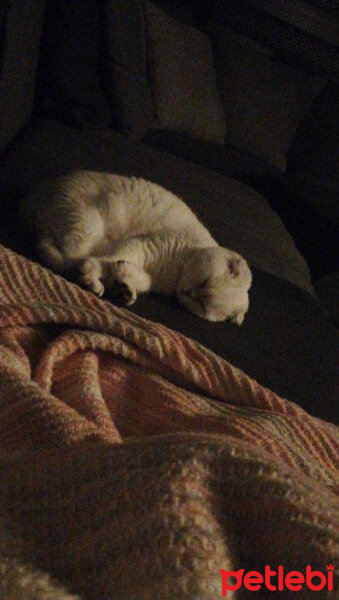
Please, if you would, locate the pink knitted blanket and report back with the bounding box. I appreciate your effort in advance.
[0,245,337,599]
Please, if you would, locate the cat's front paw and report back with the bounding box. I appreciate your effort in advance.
[105,260,138,306]
[78,257,105,297]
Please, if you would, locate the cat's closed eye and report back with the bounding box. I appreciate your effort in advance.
[183,277,210,296]
[198,277,210,289]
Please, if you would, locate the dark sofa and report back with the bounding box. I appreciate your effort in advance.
[0,0,338,423]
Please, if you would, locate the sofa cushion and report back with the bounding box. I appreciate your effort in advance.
[142,1,225,144]
[100,0,154,138]
[0,0,44,152]
[210,27,324,170]
[1,119,312,296]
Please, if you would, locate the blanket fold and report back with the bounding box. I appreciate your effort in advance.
[0,245,337,599]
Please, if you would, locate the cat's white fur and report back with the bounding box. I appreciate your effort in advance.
[20,170,252,323]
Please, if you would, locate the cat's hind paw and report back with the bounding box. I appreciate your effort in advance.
[78,257,105,297]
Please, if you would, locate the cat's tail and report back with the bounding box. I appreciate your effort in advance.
[38,237,66,273]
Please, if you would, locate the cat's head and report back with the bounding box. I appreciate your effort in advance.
[177,247,252,324]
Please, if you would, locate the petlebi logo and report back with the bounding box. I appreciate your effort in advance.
[220,564,335,596]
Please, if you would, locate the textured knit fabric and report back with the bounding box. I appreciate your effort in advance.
[244,0,339,45]
[210,0,339,79]
[0,244,338,599]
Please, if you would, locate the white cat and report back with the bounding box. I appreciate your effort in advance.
[20,170,252,323]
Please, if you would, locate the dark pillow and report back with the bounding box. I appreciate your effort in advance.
[142,1,226,144]
[100,0,154,139]
[0,0,44,152]
[36,0,111,130]
[211,27,324,170]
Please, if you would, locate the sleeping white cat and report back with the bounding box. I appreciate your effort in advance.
[20,170,252,323]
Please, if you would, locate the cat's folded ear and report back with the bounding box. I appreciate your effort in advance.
[226,256,242,277]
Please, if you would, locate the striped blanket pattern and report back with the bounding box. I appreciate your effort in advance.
[0,244,337,599]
